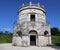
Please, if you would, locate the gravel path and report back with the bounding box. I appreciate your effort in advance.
[0,43,59,50]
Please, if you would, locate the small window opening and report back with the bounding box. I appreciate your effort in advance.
[30,15,35,22]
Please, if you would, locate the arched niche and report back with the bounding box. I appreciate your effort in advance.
[16,31,22,37]
[44,31,49,36]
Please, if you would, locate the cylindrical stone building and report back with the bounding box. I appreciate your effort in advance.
[12,2,51,47]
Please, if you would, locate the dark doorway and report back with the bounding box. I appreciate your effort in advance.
[30,35,36,46]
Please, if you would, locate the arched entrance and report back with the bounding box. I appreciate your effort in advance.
[29,30,38,46]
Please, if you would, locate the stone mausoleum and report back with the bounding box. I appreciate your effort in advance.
[12,2,51,47]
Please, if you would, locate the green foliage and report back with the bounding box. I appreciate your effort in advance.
[0,31,3,34]
[51,27,60,35]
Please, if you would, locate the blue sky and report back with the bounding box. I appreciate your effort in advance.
[0,0,60,32]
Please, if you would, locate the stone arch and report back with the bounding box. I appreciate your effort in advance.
[44,31,49,36]
[16,31,22,37]
[29,30,38,34]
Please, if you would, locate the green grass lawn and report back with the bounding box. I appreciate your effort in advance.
[51,35,60,46]
[0,34,12,43]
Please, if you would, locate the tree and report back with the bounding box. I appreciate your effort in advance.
[51,27,60,35]
[4,31,9,34]
[0,31,3,34]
